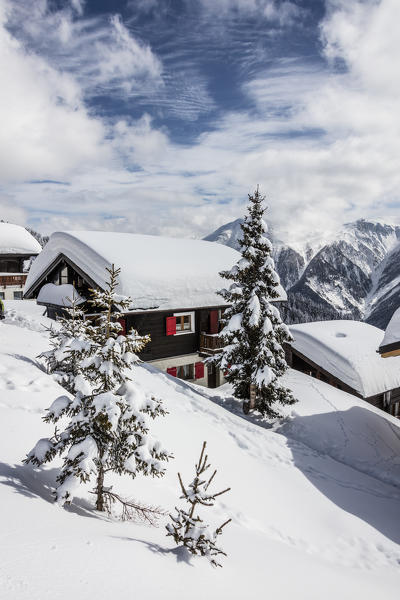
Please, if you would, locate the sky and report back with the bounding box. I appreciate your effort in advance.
[1,0,399,243]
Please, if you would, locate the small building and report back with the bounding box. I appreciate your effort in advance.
[0,223,42,301]
[285,320,400,418]
[378,306,400,418]
[24,230,286,388]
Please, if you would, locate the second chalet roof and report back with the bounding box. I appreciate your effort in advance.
[379,307,400,354]
[0,223,42,255]
[289,320,400,397]
[24,230,287,311]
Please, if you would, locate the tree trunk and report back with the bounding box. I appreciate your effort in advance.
[96,462,105,511]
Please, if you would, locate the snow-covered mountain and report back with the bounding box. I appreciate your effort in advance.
[204,218,400,327]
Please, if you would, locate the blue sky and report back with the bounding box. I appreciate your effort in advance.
[1,0,399,242]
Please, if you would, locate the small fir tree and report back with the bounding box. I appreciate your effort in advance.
[213,187,296,417]
[166,441,231,568]
[39,293,89,393]
[25,265,171,521]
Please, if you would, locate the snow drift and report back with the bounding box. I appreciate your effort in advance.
[0,302,400,600]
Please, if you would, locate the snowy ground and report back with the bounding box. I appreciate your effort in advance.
[1,302,400,599]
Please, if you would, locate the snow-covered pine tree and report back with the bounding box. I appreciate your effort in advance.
[39,293,89,393]
[25,265,171,521]
[166,441,231,568]
[213,187,296,418]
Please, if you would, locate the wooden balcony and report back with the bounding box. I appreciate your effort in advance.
[0,274,27,287]
[199,333,223,356]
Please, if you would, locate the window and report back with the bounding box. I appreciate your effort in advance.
[0,292,4,299]
[383,391,392,408]
[176,314,191,332]
[167,362,203,381]
[13,291,23,300]
[0,259,20,273]
[390,401,400,418]
[172,311,195,335]
[176,364,194,380]
[60,266,68,285]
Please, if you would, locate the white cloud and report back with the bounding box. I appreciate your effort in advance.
[113,115,170,166]
[0,195,28,226]
[0,1,108,182]
[2,0,400,247]
[197,0,304,26]
[7,1,163,98]
[70,0,85,16]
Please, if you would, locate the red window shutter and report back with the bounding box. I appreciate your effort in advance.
[223,363,231,377]
[209,310,218,334]
[117,318,126,335]
[166,316,176,336]
[167,367,177,377]
[195,361,204,379]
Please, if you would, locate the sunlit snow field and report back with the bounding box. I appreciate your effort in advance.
[1,301,400,599]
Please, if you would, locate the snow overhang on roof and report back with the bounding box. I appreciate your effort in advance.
[0,223,41,255]
[37,283,85,308]
[290,320,400,397]
[24,231,287,311]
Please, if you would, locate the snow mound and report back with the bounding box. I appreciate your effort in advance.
[0,223,41,254]
[37,283,85,307]
[290,320,400,397]
[3,300,53,333]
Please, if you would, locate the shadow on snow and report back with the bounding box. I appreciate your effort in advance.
[0,461,96,519]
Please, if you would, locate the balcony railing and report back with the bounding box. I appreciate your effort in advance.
[199,333,223,356]
[0,274,27,287]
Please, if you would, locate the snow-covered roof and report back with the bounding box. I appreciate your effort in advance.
[25,231,287,311]
[0,223,41,254]
[380,307,400,351]
[290,320,400,397]
[37,283,85,307]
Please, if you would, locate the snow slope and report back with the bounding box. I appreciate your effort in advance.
[1,304,400,599]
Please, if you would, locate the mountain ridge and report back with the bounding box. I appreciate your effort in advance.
[204,218,400,328]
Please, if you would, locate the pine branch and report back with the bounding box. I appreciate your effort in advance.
[178,472,188,499]
[212,487,231,499]
[216,518,232,534]
[205,469,216,491]
[196,441,207,474]
[92,489,167,525]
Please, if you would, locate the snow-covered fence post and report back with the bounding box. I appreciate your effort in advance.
[166,441,231,567]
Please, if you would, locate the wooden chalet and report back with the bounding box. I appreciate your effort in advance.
[24,230,287,389]
[0,223,41,301]
[378,306,400,417]
[286,320,400,418]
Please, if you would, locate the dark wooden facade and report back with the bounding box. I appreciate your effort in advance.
[285,343,400,417]
[0,253,37,299]
[26,253,226,388]
[125,308,223,362]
